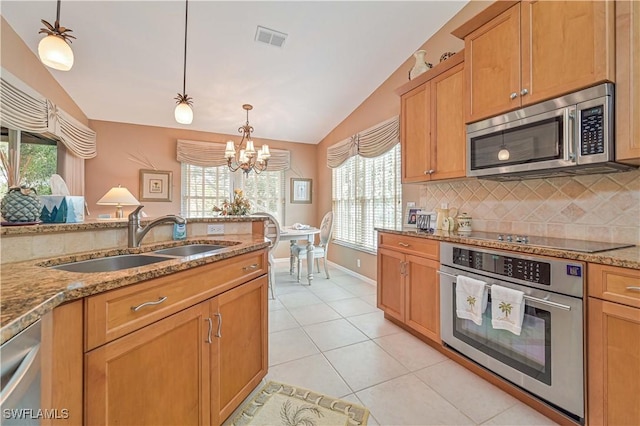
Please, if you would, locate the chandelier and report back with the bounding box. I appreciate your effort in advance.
[225,104,271,175]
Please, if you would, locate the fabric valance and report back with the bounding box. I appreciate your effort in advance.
[0,70,97,159]
[177,139,291,171]
[326,115,399,168]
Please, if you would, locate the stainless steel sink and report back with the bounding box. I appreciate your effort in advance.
[153,244,225,257]
[50,254,171,273]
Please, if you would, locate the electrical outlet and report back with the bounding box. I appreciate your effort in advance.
[207,224,225,235]
[356,259,361,268]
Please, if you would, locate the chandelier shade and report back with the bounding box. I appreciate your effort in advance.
[226,104,271,175]
[37,0,75,71]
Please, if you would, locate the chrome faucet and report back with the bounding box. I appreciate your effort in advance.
[127,205,187,248]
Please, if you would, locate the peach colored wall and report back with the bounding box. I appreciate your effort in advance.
[316,2,490,280]
[0,17,88,125]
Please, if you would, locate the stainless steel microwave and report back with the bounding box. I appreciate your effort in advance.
[466,83,635,180]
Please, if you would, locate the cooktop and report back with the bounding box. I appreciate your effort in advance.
[452,231,635,253]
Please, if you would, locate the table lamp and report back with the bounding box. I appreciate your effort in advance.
[96,185,140,218]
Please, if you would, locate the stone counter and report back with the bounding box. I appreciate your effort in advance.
[376,228,640,270]
[0,235,270,345]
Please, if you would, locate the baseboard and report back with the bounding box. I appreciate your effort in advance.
[273,257,377,286]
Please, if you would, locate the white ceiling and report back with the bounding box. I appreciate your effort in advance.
[1,1,467,144]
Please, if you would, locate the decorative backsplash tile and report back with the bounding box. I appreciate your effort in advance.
[419,169,640,245]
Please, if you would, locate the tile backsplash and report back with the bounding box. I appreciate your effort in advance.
[419,169,640,245]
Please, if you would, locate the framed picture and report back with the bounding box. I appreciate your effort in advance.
[405,207,423,226]
[139,169,172,202]
[290,178,312,204]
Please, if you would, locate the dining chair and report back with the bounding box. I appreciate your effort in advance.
[291,211,334,282]
[253,212,280,299]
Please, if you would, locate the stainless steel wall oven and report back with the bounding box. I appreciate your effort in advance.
[439,243,585,422]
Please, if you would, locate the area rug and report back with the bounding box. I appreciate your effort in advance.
[230,381,369,426]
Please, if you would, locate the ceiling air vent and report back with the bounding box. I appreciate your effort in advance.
[255,26,287,48]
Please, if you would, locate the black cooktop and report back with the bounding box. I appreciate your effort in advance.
[453,231,635,253]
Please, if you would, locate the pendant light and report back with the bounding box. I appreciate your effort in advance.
[38,0,75,71]
[174,0,193,124]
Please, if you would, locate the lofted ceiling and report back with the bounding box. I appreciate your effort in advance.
[1,0,468,144]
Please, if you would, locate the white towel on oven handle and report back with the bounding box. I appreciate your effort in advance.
[456,275,488,326]
[491,284,525,335]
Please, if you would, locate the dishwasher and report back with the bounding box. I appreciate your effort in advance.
[0,320,41,425]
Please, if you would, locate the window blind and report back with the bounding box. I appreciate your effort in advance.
[177,139,291,171]
[332,144,402,252]
[327,116,399,168]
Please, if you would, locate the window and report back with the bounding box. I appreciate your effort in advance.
[181,164,285,222]
[332,144,402,253]
[1,127,58,195]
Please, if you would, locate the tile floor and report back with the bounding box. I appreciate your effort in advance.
[264,261,558,426]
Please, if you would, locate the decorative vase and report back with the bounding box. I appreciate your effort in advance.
[1,186,42,223]
[409,50,432,80]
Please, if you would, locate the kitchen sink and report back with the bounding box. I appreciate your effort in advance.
[50,254,171,273]
[153,244,225,257]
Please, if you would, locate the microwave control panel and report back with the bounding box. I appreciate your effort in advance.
[452,247,551,285]
[580,105,605,156]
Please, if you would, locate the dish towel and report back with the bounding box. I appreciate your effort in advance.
[491,284,526,335]
[456,275,488,326]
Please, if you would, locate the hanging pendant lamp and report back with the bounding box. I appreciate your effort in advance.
[38,0,75,71]
[174,0,193,124]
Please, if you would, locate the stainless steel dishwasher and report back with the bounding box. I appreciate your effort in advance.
[0,320,41,425]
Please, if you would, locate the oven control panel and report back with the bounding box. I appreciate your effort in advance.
[453,247,551,285]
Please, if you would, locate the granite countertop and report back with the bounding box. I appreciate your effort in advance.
[0,235,270,345]
[376,228,640,270]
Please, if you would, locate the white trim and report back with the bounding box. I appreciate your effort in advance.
[273,257,377,286]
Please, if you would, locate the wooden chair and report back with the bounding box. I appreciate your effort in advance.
[291,211,334,282]
[253,212,280,299]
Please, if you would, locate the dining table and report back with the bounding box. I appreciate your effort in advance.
[278,226,321,284]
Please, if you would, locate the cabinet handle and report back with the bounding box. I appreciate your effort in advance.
[510,92,518,100]
[214,312,222,338]
[131,296,168,312]
[403,261,409,278]
[398,242,410,247]
[520,88,529,96]
[205,318,213,343]
[399,261,405,276]
[423,169,435,175]
[626,286,640,292]
[242,263,259,272]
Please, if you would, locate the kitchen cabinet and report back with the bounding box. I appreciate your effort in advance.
[616,0,640,165]
[397,53,465,183]
[84,250,268,425]
[587,264,640,426]
[377,233,440,342]
[457,1,615,123]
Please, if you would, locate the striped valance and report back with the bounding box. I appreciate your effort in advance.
[177,139,291,171]
[0,69,97,159]
[327,116,399,168]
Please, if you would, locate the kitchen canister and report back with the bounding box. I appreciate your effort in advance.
[456,212,472,232]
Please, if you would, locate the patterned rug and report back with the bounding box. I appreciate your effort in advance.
[230,381,369,426]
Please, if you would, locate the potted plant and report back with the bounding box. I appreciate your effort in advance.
[0,149,41,223]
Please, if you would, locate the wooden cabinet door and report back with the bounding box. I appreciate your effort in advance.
[85,302,211,426]
[404,255,440,342]
[431,63,466,180]
[588,298,640,426]
[401,83,431,182]
[616,0,640,164]
[464,3,521,122]
[377,248,405,322]
[214,276,268,424]
[522,0,614,106]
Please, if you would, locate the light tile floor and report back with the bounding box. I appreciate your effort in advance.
[264,261,559,426]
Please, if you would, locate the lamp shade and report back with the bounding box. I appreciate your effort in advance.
[175,102,193,124]
[38,35,74,71]
[97,186,140,206]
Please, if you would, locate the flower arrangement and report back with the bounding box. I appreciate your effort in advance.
[213,188,252,216]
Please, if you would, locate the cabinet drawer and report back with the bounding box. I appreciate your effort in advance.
[85,250,267,350]
[588,263,640,309]
[378,233,439,260]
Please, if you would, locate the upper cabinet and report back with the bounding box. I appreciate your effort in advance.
[396,53,466,183]
[455,0,615,123]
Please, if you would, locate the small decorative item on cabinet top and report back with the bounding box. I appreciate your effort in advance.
[409,50,432,80]
[440,51,456,62]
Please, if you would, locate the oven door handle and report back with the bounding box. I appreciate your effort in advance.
[0,343,41,407]
[437,270,572,311]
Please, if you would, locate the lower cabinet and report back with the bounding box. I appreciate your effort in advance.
[84,251,269,425]
[377,233,440,342]
[587,264,640,426]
